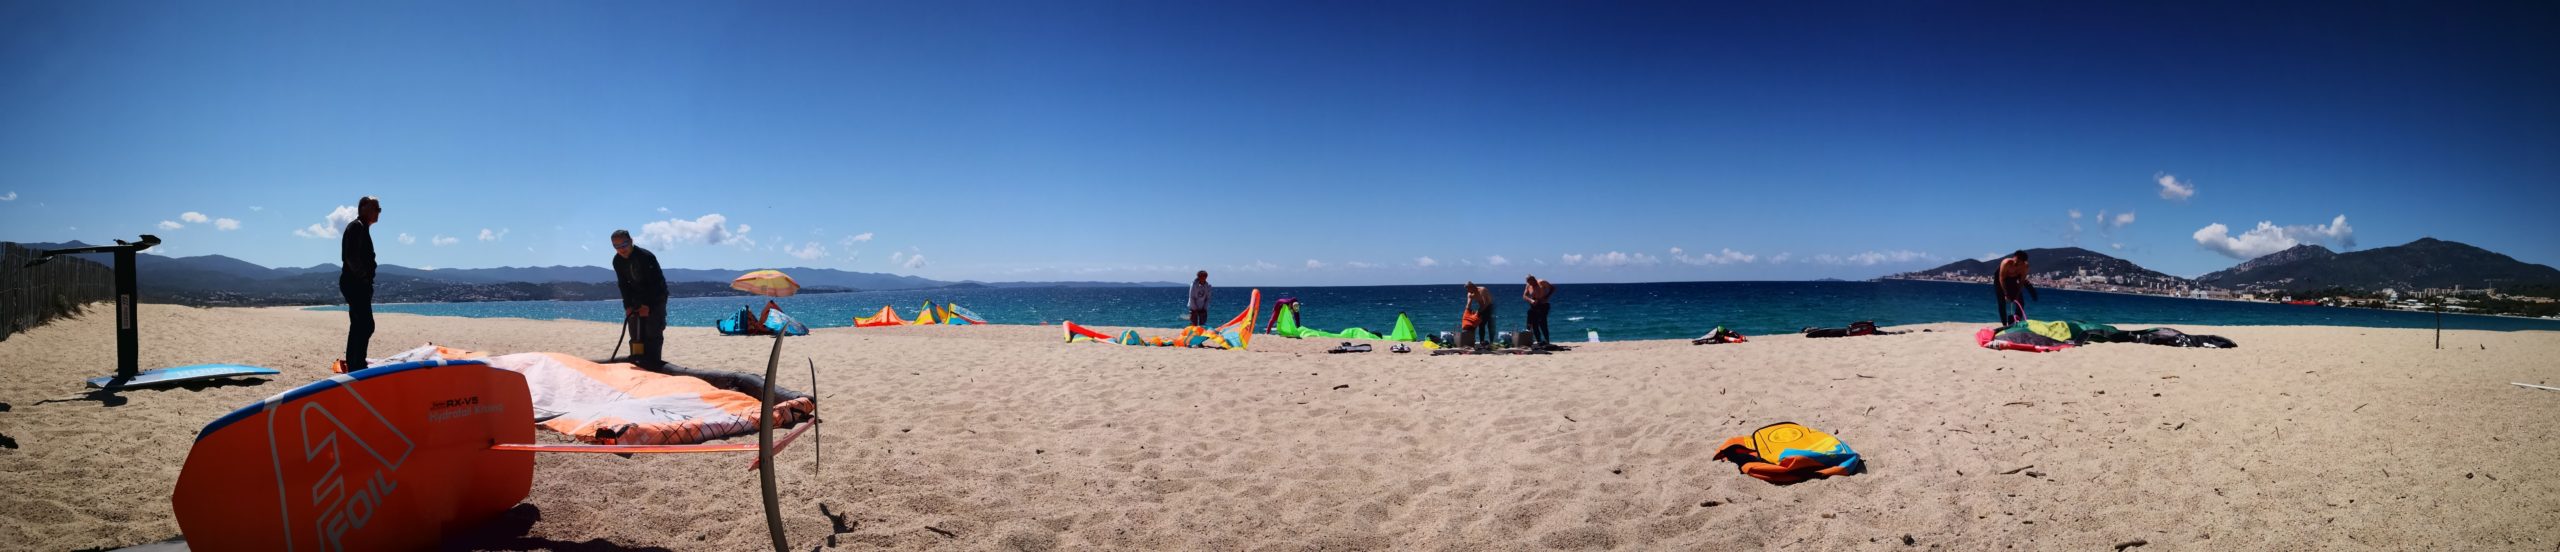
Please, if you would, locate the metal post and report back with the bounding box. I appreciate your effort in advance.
[758,331,788,552]
[114,248,140,380]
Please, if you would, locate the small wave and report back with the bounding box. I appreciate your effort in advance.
[1566,316,1587,322]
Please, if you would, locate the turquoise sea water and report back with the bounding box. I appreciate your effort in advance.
[312,280,2560,341]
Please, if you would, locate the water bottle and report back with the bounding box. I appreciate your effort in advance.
[1586,328,1599,343]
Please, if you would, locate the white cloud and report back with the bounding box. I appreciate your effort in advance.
[1416,256,1439,267]
[902,253,927,269]
[1487,255,1511,266]
[2070,209,2138,245]
[0,191,16,201]
[656,206,671,214]
[157,220,183,230]
[214,218,240,231]
[398,232,417,245]
[181,212,209,224]
[248,205,262,211]
[1979,252,2003,262]
[1768,252,1794,264]
[432,235,459,246]
[2157,172,2196,201]
[478,228,509,241]
[1346,261,1378,269]
[1671,247,1757,265]
[1532,258,1546,266]
[637,214,752,249]
[784,241,829,260]
[1561,251,1660,268]
[2090,209,2135,244]
[293,205,360,239]
[1305,259,1327,269]
[841,232,875,245]
[1245,260,1278,271]
[2192,215,2355,259]
[1813,250,1935,266]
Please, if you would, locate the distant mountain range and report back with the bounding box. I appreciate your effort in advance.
[18,236,2554,308]
[4,241,1180,307]
[1886,246,2193,290]
[2197,238,2560,294]
[1888,238,2560,298]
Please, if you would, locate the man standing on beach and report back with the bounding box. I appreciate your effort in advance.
[612,230,669,368]
[338,196,380,372]
[1995,250,2038,325]
[1188,271,1213,328]
[1523,275,1556,347]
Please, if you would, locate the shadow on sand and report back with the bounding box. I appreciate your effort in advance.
[31,377,271,408]
[439,504,678,552]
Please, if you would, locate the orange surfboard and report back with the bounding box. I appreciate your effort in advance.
[172,360,536,551]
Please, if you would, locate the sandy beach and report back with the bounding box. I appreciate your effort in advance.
[2,304,2555,550]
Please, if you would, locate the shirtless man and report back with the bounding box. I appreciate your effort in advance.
[1995,251,2039,325]
[1523,275,1556,347]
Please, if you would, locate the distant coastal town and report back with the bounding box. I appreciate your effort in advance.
[1886,272,2560,319]
[1883,239,2560,320]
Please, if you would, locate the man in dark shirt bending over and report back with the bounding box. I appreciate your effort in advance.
[612,229,670,368]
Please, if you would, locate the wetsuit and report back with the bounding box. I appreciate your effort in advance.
[340,220,375,367]
[615,245,670,367]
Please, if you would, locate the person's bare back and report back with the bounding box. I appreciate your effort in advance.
[1525,277,1555,305]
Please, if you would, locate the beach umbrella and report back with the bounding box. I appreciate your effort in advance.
[731,270,801,297]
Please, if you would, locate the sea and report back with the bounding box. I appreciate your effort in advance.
[310,280,2560,341]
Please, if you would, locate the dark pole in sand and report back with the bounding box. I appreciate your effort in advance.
[758,330,788,552]
[808,358,822,476]
[112,244,139,379]
[2434,297,2443,350]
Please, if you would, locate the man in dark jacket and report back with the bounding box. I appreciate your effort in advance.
[612,230,670,367]
[339,196,381,372]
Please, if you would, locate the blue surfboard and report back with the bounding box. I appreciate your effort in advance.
[86,363,280,389]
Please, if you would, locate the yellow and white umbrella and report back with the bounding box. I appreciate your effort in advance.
[730,270,801,298]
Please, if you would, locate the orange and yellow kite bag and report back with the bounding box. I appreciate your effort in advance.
[1711,422,1866,485]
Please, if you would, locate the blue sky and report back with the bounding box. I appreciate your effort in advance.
[4,1,2556,285]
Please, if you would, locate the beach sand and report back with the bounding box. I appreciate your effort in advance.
[3,304,2556,550]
